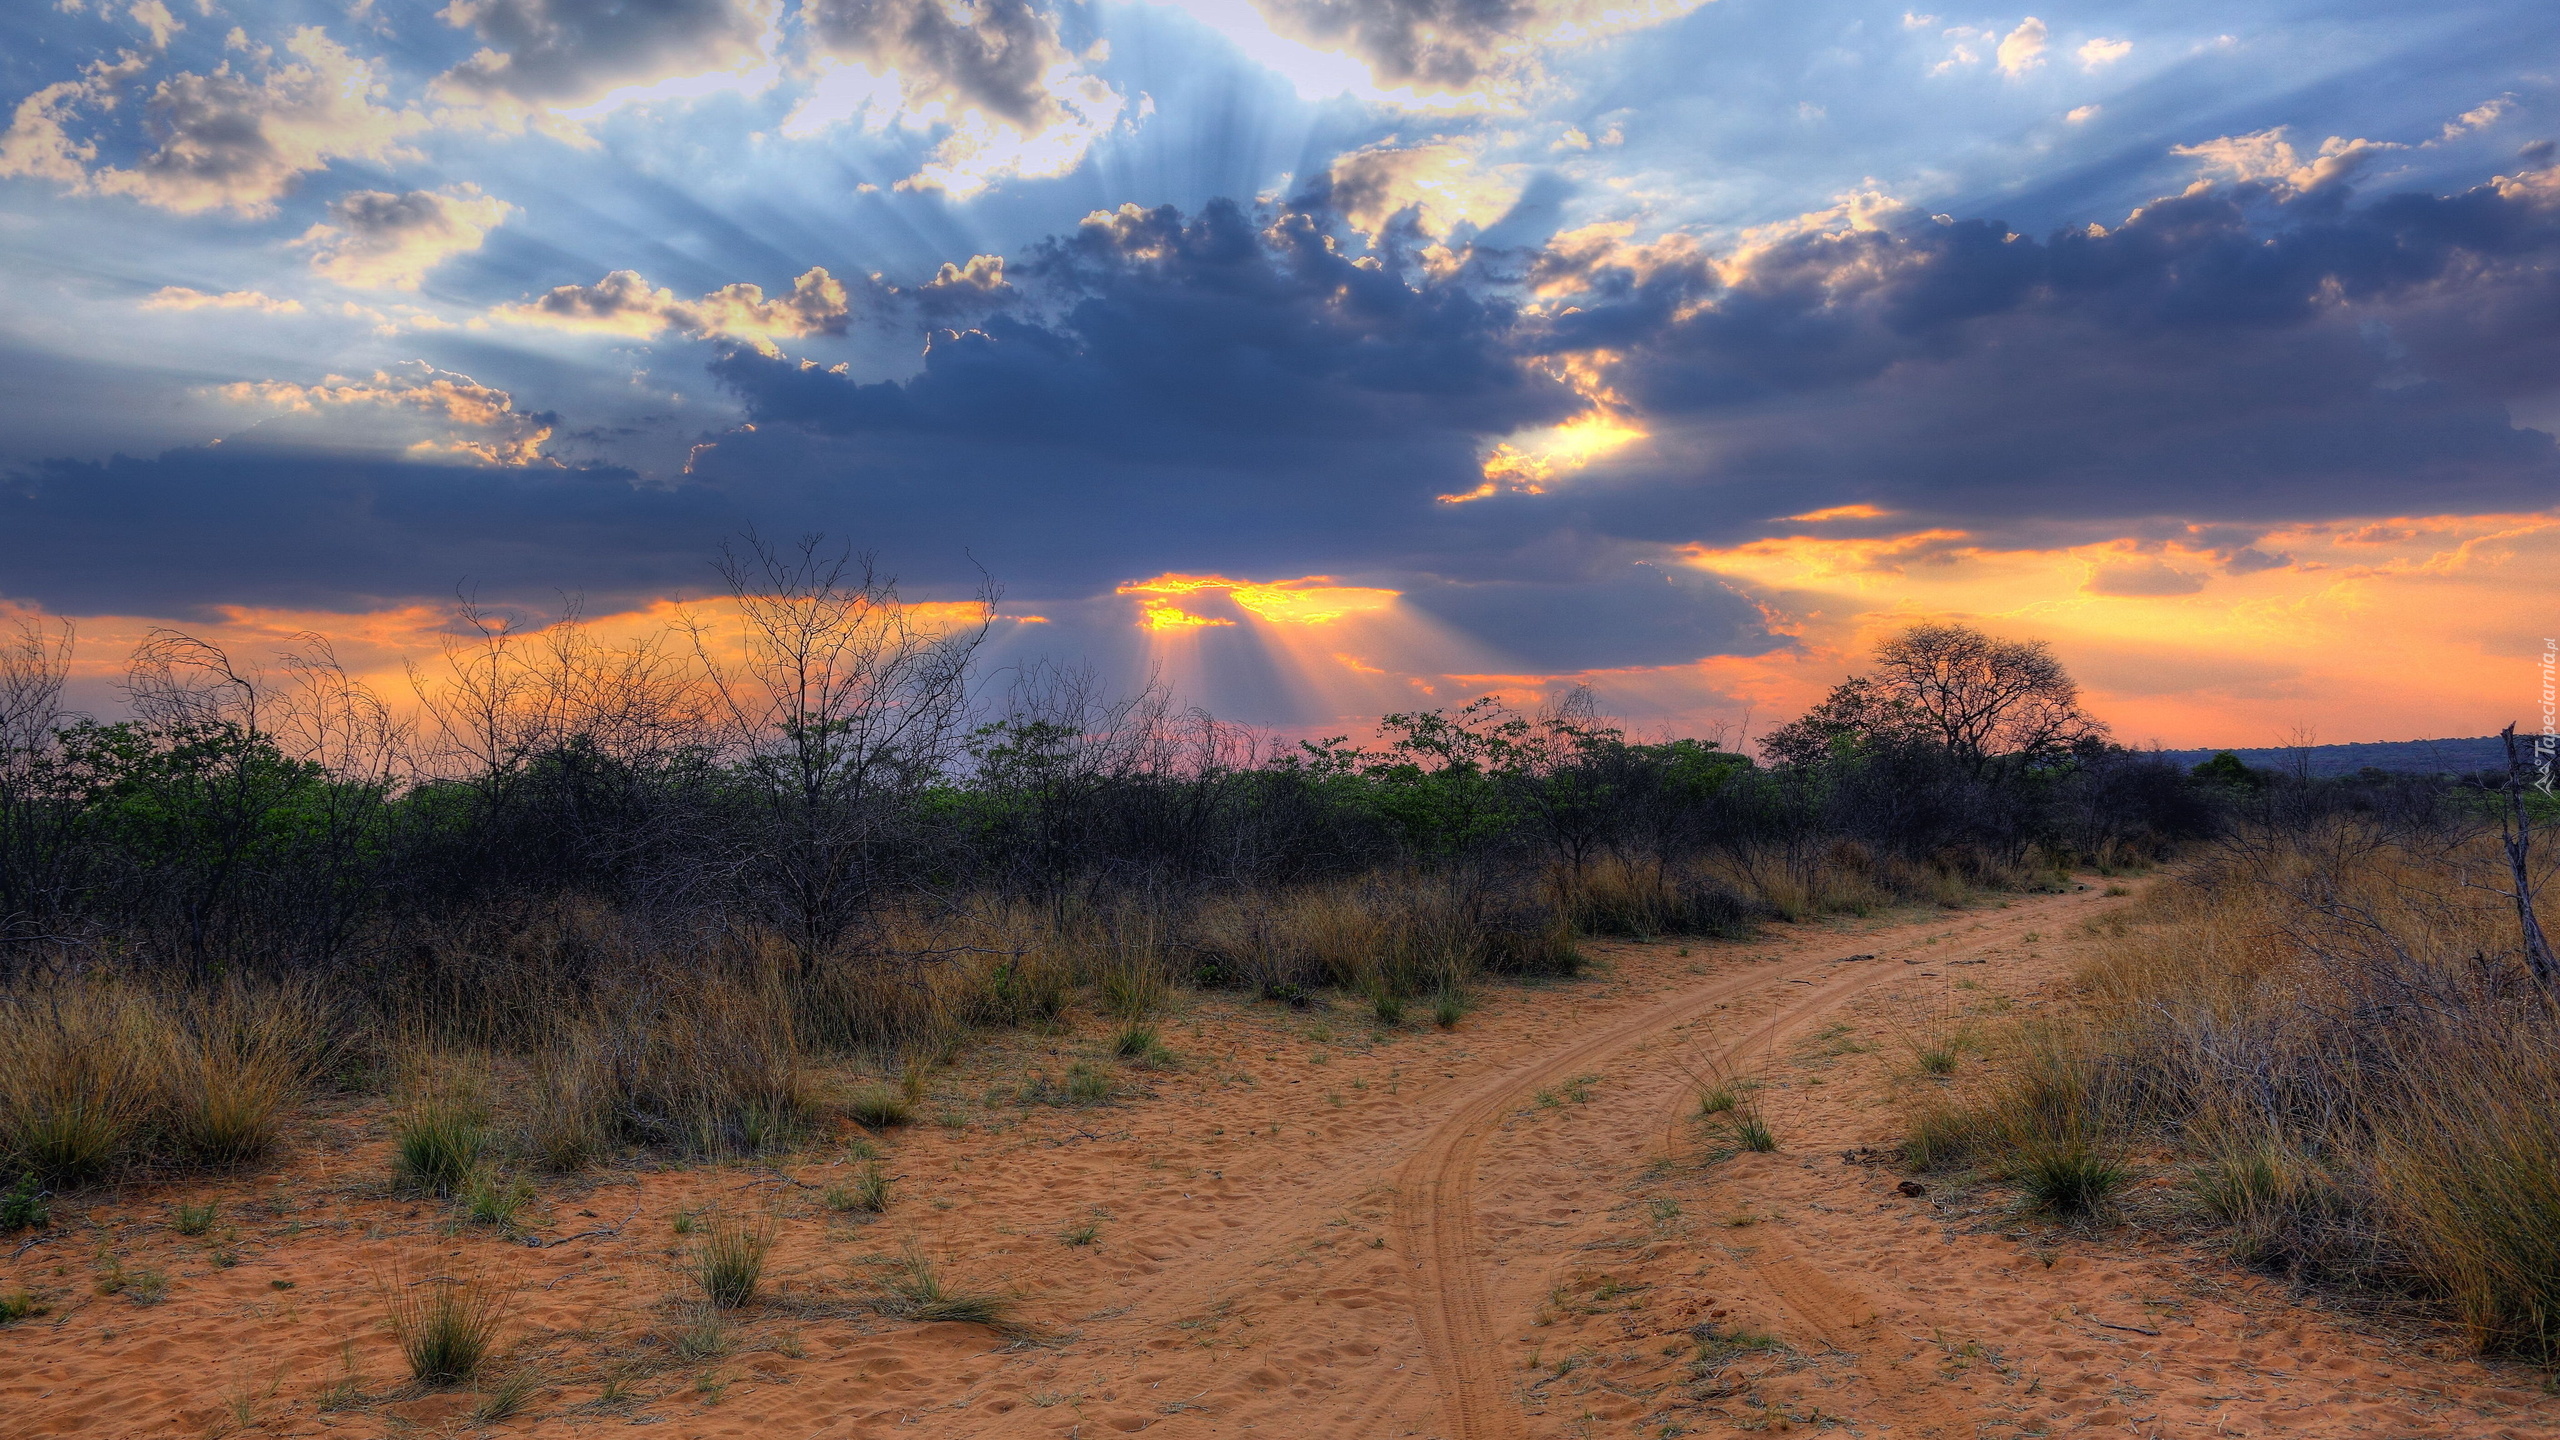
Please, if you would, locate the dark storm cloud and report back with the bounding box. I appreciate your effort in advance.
[0,448,734,615]
[688,195,1581,585]
[1532,171,2560,535]
[711,166,2560,552]
[1400,563,1766,671]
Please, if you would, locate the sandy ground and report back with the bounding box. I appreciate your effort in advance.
[8,879,2560,1438]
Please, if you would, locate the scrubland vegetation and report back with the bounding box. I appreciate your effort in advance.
[0,539,2345,1241]
[1909,780,2560,1358]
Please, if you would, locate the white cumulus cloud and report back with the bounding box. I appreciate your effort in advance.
[295,186,515,291]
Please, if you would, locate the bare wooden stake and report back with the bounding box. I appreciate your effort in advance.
[2500,724,2558,990]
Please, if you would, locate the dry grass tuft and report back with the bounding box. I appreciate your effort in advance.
[395,1110,489,1198]
[867,1247,1026,1333]
[382,1260,515,1386]
[687,1212,778,1309]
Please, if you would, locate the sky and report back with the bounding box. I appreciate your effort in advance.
[2,0,2556,748]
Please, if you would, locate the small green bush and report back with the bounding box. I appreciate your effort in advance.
[0,1289,46,1324]
[1733,1113,1777,1153]
[463,1172,533,1229]
[1432,988,1470,1029]
[825,1162,891,1214]
[1065,1063,1114,1105]
[1,1175,51,1232]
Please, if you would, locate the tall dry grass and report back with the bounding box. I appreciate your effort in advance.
[0,978,329,1184]
[1927,820,2560,1356]
[1552,854,1768,939]
[0,832,2067,1196]
[1189,872,1575,1001]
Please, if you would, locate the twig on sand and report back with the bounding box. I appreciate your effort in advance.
[523,1207,639,1249]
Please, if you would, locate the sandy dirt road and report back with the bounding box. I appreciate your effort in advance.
[9,882,2560,1438]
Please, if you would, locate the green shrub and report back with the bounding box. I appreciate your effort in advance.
[1369,987,1406,1026]
[0,1175,49,1232]
[1733,1112,1777,1154]
[1432,988,1470,1029]
[1065,1063,1114,1105]
[463,1172,533,1229]
[0,1289,46,1324]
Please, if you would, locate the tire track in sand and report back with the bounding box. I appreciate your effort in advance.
[1391,948,1913,1437]
[1395,890,2085,1439]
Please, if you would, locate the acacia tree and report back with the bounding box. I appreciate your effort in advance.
[1763,622,2106,778]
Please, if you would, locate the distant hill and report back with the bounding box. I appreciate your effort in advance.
[2152,735,2516,778]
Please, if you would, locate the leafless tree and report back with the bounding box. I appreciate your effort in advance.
[412,596,722,786]
[694,535,991,956]
[0,615,80,970]
[127,629,267,735]
[411,599,546,791]
[0,614,73,770]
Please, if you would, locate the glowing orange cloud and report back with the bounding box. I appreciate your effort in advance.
[1117,573,1399,629]
[1445,348,1650,503]
[1136,600,1234,631]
